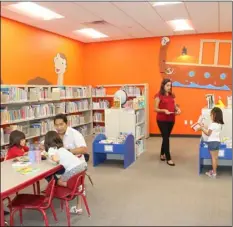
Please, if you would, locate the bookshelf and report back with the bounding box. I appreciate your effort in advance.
[1,85,93,148]
[91,84,149,139]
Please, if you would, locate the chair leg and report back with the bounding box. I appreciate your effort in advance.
[10,208,18,226]
[81,195,91,217]
[19,209,23,225]
[65,200,71,227]
[60,200,64,211]
[50,203,58,222]
[39,209,49,227]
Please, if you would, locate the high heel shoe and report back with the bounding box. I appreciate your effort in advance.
[160,156,166,161]
[167,161,175,166]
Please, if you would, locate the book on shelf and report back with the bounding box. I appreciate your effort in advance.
[92,87,106,97]
[1,87,28,103]
[93,100,109,109]
[93,112,104,122]
[94,125,105,134]
[121,86,142,97]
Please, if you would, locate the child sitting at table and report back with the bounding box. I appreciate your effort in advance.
[6,130,29,160]
[44,130,87,187]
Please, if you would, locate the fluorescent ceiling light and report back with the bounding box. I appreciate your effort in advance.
[151,1,182,6]
[74,28,108,39]
[5,2,64,20]
[167,19,194,31]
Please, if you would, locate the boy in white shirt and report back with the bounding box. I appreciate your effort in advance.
[201,107,224,178]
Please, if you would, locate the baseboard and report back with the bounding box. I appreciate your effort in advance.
[150,133,200,138]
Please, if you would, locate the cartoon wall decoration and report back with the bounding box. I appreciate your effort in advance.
[27,77,51,85]
[54,53,67,85]
[159,38,232,91]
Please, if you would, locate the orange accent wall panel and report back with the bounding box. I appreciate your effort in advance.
[218,42,232,66]
[1,17,84,85]
[202,42,215,65]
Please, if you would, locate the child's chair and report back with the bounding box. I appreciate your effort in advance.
[8,178,57,226]
[53,171,91,227]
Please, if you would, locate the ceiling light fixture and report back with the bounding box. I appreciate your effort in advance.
[151,1,182,7]
[74,28,108,39]
[5,2,64,20]
[167,19,194,31]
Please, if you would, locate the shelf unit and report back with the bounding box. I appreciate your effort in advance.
[0,85,93,149]
[91,83,149,138]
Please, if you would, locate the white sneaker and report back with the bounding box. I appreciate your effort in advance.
[205,170,217,178]
[70,206,83,215]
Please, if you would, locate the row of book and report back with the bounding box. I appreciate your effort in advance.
[1,104,56,124]
[65,87,91,98]
[1,87,27,103]
[67,115,86,127]
[92,87,107,97]
[1,100,91,125]
[76,125,89,137]
[93,112,104,122]
[93,100,110,110]
[121,86,142,96]
[1,120,54,145]
[94,126,105,134]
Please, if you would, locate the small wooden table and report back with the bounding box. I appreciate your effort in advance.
[1,159,62,226]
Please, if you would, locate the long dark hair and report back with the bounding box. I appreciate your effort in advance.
[211,107,224,124]
[44,131,63,152]
[9,130,26,148]
[159,78,175,97]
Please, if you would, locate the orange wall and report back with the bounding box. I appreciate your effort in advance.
[1,17,84,85]
[1,17,232,135]
[83,33,232,135]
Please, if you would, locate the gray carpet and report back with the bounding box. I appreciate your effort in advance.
[4,137,232,226]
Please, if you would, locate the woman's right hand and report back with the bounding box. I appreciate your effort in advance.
[164,109,171,115]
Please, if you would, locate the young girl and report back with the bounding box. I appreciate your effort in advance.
[201,107,224,178]
[44,130,87,187]
[6,130,29,160]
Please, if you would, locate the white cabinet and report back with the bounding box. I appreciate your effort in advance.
[105,108,146,159]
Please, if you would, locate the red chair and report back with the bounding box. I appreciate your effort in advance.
[8,178,57,226]
[53,171,91,227]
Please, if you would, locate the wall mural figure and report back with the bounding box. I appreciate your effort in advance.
[54,53,67,86]
[27,77,51,85]
[159,38,232,91]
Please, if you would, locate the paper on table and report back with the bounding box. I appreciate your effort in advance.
[12,162,31,168]
[16,167,40,175]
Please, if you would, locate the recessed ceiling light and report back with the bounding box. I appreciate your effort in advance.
[167,19,194,31]
[151,1,182,7]
[74,28,108,39]
[5,2,64,20]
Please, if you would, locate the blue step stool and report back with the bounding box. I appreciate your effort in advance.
[92,134,135,169]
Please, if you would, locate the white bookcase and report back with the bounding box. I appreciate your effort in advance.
[91,83,149,138]
[105,108,146,159]
[0,85,93,147]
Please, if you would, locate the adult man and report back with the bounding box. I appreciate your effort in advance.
[42,113,89,214]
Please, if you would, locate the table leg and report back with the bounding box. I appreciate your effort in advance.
[1,198,5,226]
[36,181,41,195]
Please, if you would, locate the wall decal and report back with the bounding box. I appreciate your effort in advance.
[27,77,51,85]
[159,39,232,91]
[54,53,67,85]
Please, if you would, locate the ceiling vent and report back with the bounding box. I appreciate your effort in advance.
[82,20,110,26]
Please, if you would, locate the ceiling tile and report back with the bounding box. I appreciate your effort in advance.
[185,2,219,33]
[219,2,232,32]
[154,2,190,21]
[113,2,173,36]
[76,2,151,37]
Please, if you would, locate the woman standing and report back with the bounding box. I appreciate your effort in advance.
[154,78,181,166]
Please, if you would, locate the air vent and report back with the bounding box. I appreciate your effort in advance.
[82,20,110,26]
